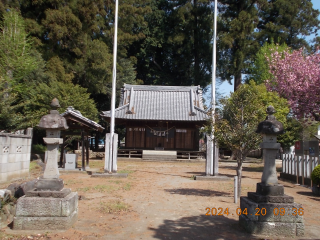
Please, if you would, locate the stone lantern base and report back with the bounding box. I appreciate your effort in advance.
[13,189,78,230]
[239,183,304,237]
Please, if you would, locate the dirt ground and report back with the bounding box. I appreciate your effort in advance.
[1,159,320,240]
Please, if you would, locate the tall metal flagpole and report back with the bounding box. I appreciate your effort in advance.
[108,0,119,172]
[210,0,218,175]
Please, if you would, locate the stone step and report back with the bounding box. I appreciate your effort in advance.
[142,150,177,160]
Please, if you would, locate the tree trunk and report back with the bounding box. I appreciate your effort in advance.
[236,152,244,196]
[228,151,235,160]
[234,72,242,91]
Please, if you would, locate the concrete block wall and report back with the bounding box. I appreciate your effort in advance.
[0,128,33,183]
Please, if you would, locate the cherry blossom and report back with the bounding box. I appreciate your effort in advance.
[266,48,320,120]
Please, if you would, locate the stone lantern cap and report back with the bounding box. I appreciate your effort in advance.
[256,105,284,135]
[38,98,69,130]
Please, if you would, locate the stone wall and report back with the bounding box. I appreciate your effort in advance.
[0,128,33,183]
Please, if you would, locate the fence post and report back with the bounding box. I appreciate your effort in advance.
[290,154,293,175]
[291,154,294,175]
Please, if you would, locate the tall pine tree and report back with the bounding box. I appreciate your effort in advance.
[131,0,213,87]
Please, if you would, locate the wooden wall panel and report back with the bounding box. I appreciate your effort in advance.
[175,129,196,150]
[125,121,200,150]
[175,132,183,149]
[125,127,145,148]
[126,128,134,148]
[164,137,174,149]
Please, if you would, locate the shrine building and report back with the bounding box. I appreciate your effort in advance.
[101,84,208,153]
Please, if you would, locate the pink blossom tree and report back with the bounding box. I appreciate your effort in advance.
[266,48,320,120]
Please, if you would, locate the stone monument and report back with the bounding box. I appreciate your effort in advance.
[13,98,78,230]
[239,106,304,237]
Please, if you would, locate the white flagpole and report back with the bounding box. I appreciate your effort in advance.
[210,0,218,175]
[108,0,119,172]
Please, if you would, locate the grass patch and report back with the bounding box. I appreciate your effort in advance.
[117,169,135,174]
[88,160,105,169]
[65,179,83,186]
[76,187,90,192]
[122,183,131,191]
[29,161,41,172]
[93,184,118,193]
[109,180,122,184]
[99,200,130,214]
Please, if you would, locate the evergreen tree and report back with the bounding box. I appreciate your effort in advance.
[217,0,320,91]
[257,0,320,50]
[0,9,39,130]
[0,9,38,87]
[0,76,19,130]
[131,0,213,87]
[218,0,260,91]
[16,0,150,95]
[19,81,99,129]
[0,8,99,130]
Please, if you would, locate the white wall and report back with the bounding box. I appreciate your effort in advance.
[0,128,32,183]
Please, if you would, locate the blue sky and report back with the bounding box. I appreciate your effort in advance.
[204,0,320,103]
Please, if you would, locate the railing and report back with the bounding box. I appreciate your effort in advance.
[177,151,205,160]
[117,149,143,158]
[282,154,320,185]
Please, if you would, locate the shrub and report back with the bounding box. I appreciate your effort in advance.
[311,165,320,186]
[32,144,46,154]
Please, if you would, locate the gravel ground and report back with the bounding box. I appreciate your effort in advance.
[1,159,319,240]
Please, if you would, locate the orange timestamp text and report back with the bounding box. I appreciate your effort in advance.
[205,207,304,216]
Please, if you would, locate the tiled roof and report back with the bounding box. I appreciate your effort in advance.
[101,84,208,122]
[61,107,104,131]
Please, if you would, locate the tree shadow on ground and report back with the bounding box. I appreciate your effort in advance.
[242,166,282,172]
[281,184,295,188]
[220,165,281,174]
[149,214,258,240]
[164,188,232,197]
[296,191,320,202]
[220,165,237,170]
[186,172,235,178]
[310,197,320,202]
[186,171,205,175]
[296,191,313,196]
[136,170,191,179]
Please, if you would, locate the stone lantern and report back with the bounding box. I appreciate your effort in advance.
[13,99,78,230]
[36,98,69,190]
[239,106,304,237]
[256,105,284,190]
